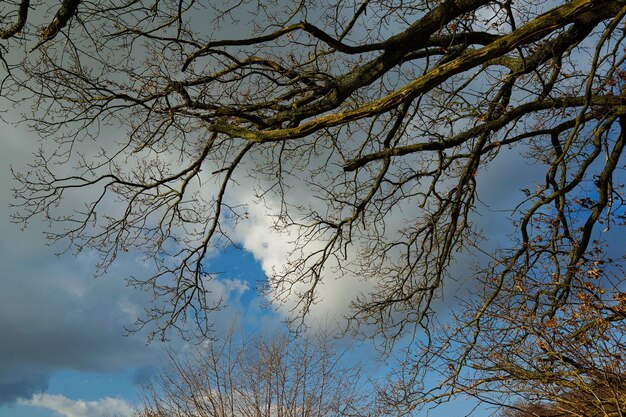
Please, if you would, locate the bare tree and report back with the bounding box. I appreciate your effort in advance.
[3,0,626,412]
[473,259,626,417]
[379,243,626,414]
[501,380,626,417]
[0,1,79,68]
[136,329,376,417]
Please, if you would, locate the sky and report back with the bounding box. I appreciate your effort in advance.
[1,119,151,416]
[2,2,624,417]
[0,108,522,417]
[0,65,597,417]
[0,117,281,416]
[0,3,377,415]
[4,115,623,417]
[0,111,404,417]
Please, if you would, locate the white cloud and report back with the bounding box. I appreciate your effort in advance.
[226,187,377,328]
[19,393,135,417]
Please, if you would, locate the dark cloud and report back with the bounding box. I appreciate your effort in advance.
[0,373,48,405]
[0,242,161,404]
[0,122,265,404]
[0,122,163,405]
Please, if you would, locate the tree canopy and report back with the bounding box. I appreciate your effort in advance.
[137,329,376,417]
[3,0,626,413]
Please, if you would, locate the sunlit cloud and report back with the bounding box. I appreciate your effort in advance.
[19,393,135,417]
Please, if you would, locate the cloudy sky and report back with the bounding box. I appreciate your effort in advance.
[0,110,521,417]
[0,110,391,417]
[2,3,623,417]
[1,119,142,415]
[0,63,557,415]
[0,116,283,416]
[0,8,373,414]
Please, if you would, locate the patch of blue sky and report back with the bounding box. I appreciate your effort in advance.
[0,404,56,417]
[206,245,267,309]
[45,370,142,403]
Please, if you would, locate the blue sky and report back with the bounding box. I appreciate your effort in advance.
[0,104,538,417]
[2,3,624,416]
[0,119,279,416]
[0,114,489,417]
[0,191,273,417]
[3,101,623,417]
[0,114,485,417]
